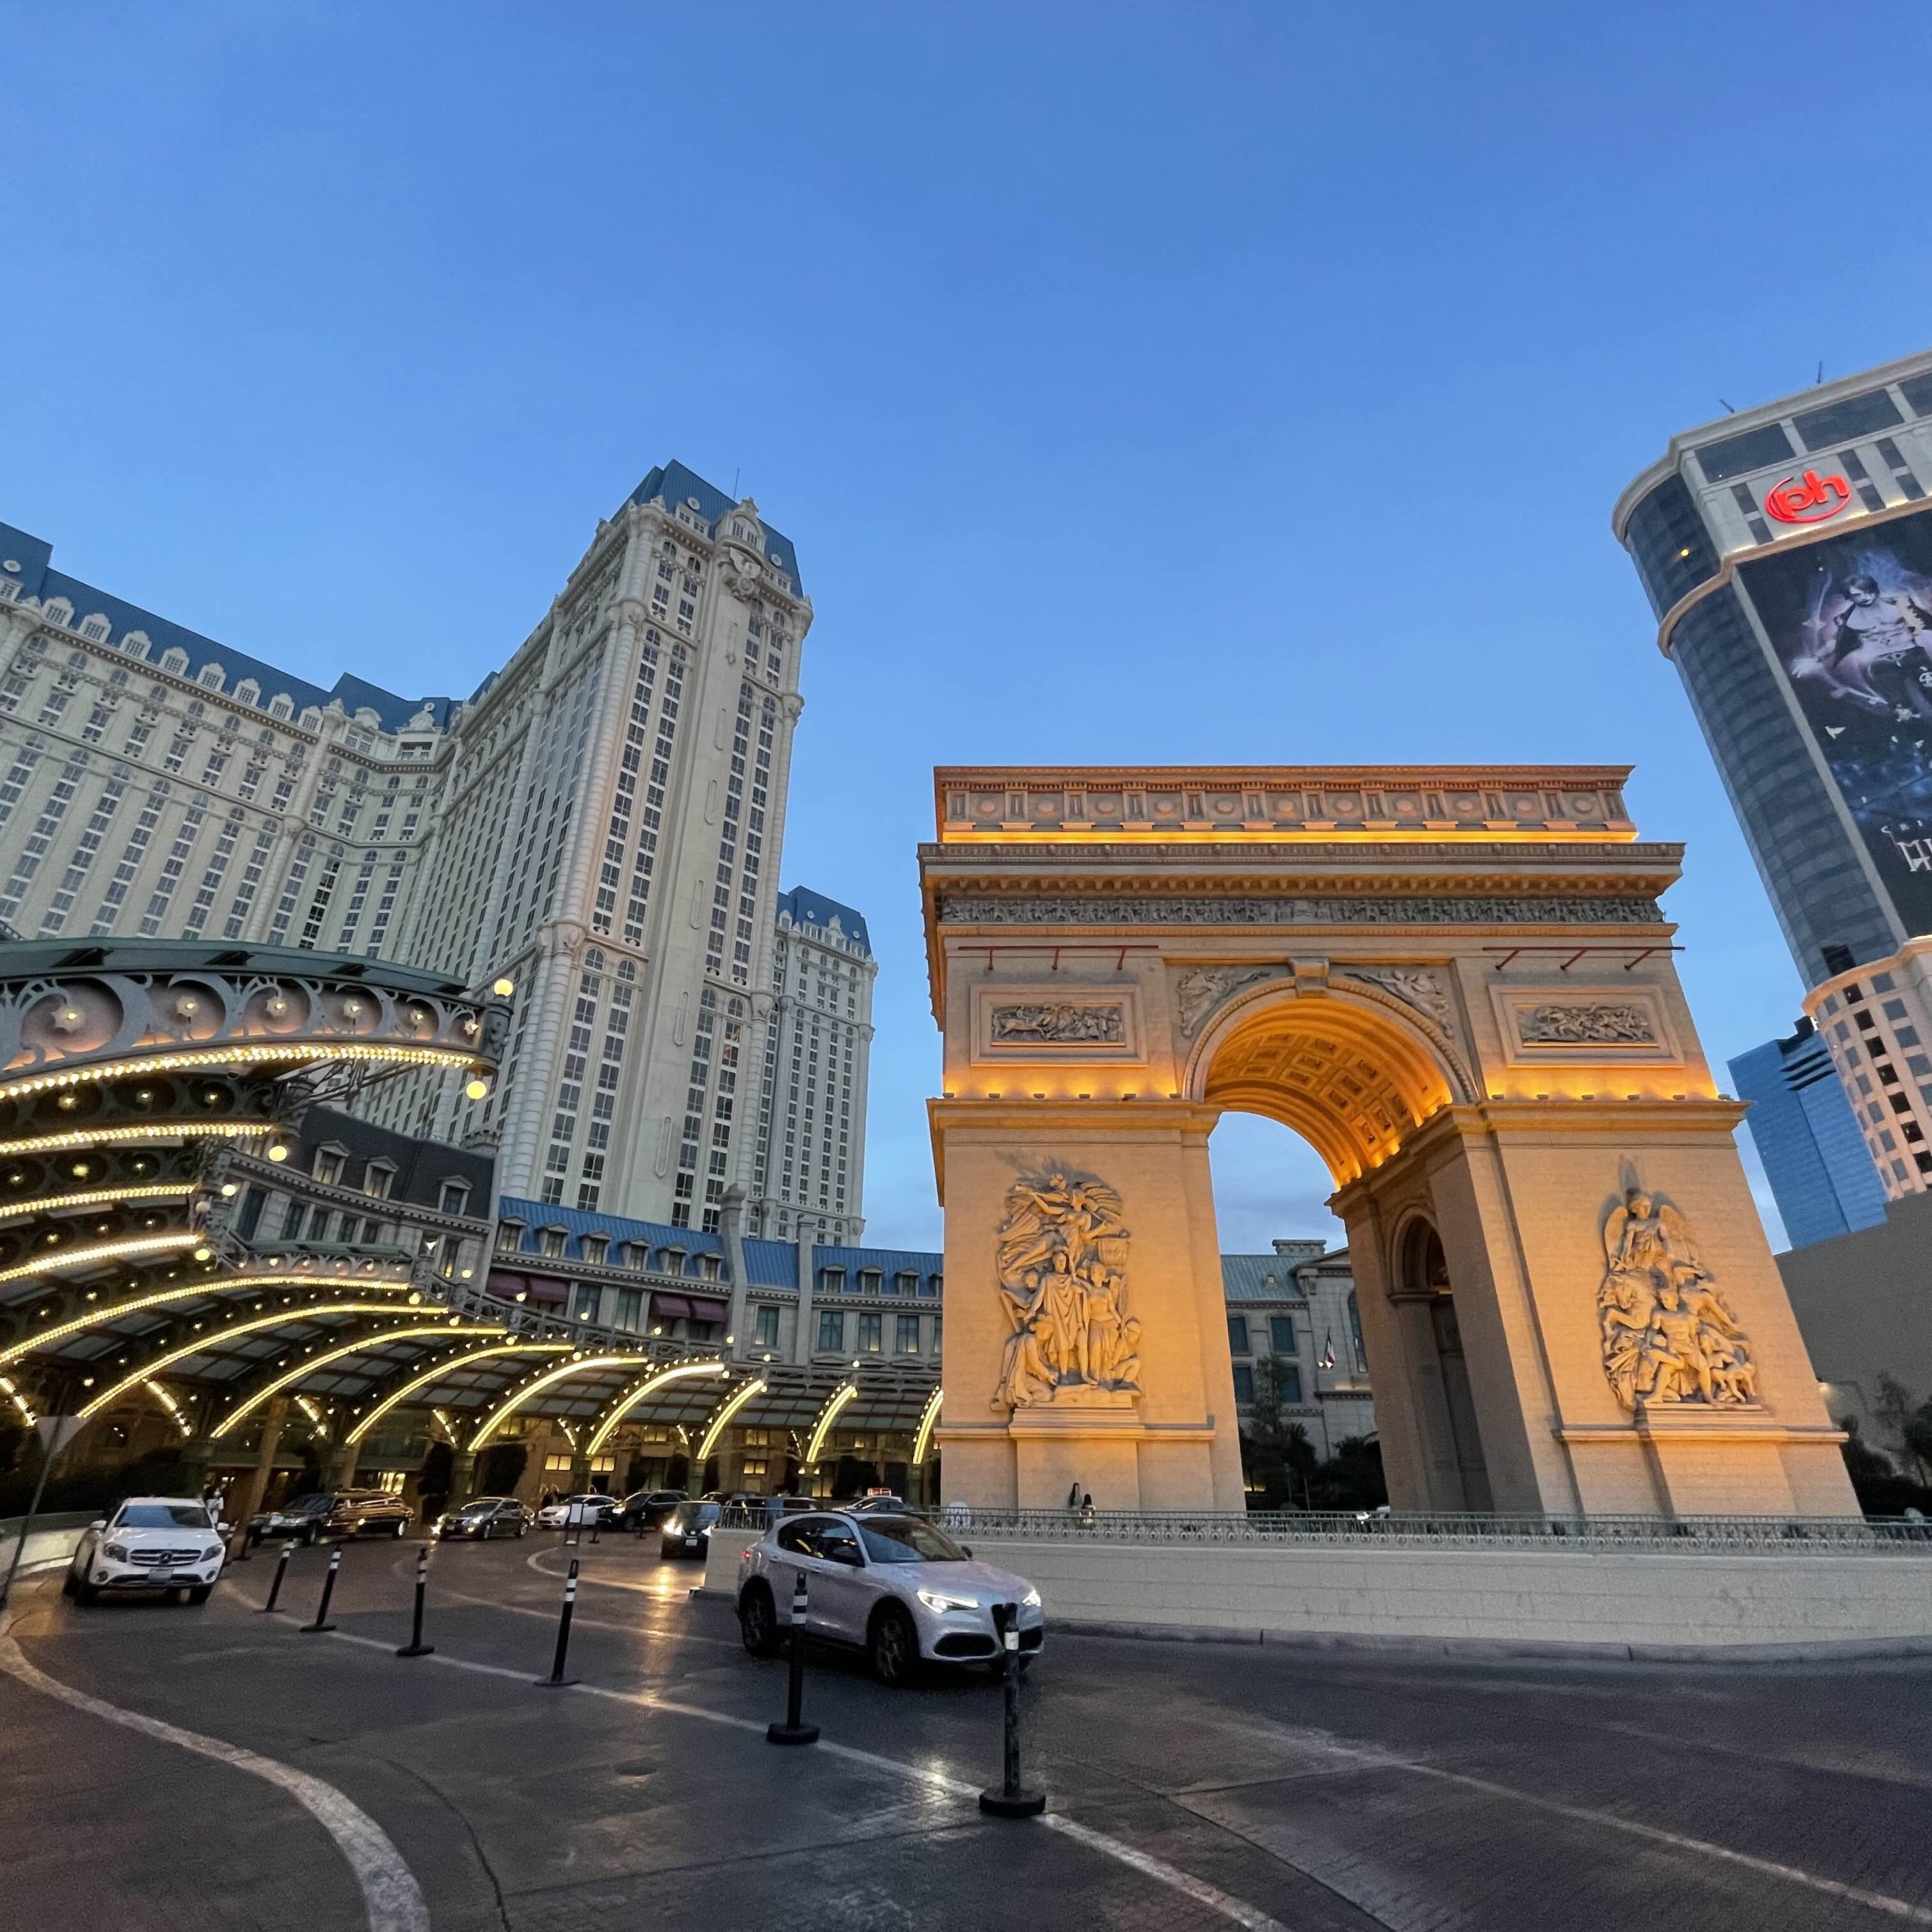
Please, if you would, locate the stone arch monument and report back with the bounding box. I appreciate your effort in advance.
[921,766,1855,1519]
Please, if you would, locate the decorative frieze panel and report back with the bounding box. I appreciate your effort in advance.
[936,767,1635,841]
[971,988,1141,1061]
[1491,988,1678,1064]
[940,894,1662,928]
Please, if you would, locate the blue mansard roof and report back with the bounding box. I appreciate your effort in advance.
[621,461,803,597]
[777,885,871,954]
[0,520,452,732]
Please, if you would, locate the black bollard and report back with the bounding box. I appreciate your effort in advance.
[259,1539,295,1613]
[536,1558,580,1687]
[300,1545,341,1634]
[589,1508,601,1547]
[396,1544,434,1657]
[766,1570,819,1746]
[978,1602,1045,1817]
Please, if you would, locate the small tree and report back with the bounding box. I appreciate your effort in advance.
[1238,1355,1318,1509]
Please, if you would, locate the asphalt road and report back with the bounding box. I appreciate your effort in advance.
[6,1529,1932,1931]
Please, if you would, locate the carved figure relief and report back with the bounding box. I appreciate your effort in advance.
[1596,1189,1757,1409]
[1523,1004,1656,1045]
[992,1170,1142,1410]
[989,1004,1125,1045]
[1344,967,1455,1033]
[1174,967,1282,1035]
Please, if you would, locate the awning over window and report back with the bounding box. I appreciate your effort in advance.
[651,1294,692,1320]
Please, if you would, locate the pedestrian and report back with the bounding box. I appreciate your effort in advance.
[1079,1491,1095,1527]
[1066,1480,1080,1512]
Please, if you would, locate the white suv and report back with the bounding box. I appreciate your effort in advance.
[65,1497,227,1605]
[738,1511,1045,1684]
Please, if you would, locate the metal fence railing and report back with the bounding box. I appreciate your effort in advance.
[711,1503,1932,1556]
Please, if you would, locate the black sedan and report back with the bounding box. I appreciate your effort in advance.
[618,1488,687,1531]
[438,1496,533,1540]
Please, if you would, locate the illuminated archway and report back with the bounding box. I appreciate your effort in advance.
[911,1385,942,1466]
[467,1354,657,1452]
[76,1303,453,1420]
[1,1272,419,1369]
[1190,983,1460,1186]
[345,1342,579,1445]
[212,1324,503,1436]
[695,1378,767,1463]
[804,1382,858,1466]
[585,1360,727,1458]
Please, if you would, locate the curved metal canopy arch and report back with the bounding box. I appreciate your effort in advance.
[345,1341,582,1446]
[212,1323,505,1438]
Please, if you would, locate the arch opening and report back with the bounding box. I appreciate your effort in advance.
[1401,1218,1494,1513]
[1197,989,1456,1186]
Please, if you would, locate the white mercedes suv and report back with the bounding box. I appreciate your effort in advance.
[65,1497,227,1605]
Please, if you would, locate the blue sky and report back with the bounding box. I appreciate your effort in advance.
[5,1,1929,1253]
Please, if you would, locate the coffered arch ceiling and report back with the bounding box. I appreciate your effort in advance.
[1196,990,1455,1186]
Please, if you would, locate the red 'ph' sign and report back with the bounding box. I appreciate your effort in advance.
[1764,469,1853,524]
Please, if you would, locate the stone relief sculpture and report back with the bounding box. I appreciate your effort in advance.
[992,1170,1142,1410]
[990,1004,1125,1045]
[1174,966,1282,1035]
[1344,967,1455,1033]
[1596,1189,1757,1409]
[1523,1004,1656,1045]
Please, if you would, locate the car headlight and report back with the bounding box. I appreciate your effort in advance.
[1021,1586,1042,1609]
[917,1588,981,1613]
[104,1543,129,1561]
[202,1546,223,1562]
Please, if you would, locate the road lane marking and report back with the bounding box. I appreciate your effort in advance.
[0,1632,428,1932]
[323,1629,1290,1929]
[1191,1720,1932,1927]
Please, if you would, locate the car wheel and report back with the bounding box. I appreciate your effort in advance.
[167,1588,186,1605]
[61,1568,78,1598]
[516,1523,527,1538]
[739,1581,782,1657]
[304,1524,321,1547]
[869,1604,919,1687]
[77,1581,100,1606]
[187,1585,212,1605]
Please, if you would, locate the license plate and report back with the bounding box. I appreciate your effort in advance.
[150,1570,177,1585]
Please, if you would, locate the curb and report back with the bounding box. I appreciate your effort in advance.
[1053,1617,1932,1664]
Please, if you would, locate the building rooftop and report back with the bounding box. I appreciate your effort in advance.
[777,885,871,954]
[622,460,803,597]
[0,520,452,733]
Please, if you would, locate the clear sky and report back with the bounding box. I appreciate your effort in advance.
[5,1,1929,1253]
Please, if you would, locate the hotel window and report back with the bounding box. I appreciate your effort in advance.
[1269,1316,1295,1354]
[438,1180,470,1216]
[540,1227,566,1258]
[497,1218,526,1251]
[754,1305,780,1349]
[1232,1365,1255,1405]
[615,1289,643,1330]
[572,1284,601,1322]
[817,1309,844,1353]
[857,1312,883,1354]
[896,1314,921,1355]
[313,1149,344,1186]
[1280,1363,1303,1403]
[582,1235,609,1266]
[1227,1315,1250,1355]
[819,1266,846,1294]
[363,1162,394,1199]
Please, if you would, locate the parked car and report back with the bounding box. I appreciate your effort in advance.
[252,1489,415,1545]
[737,1511,1044,1685]
[618,1488,687,1531]
[437,1496,533,1540]
[536,1492,621,1530]
[65,1497,227,1605]
[844,1494,908,1515]
[659,1497,723,1558]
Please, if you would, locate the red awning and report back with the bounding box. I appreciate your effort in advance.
[689,1296,728,1323]
[652,1294,693,1319]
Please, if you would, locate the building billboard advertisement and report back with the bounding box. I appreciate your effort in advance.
[1736,509,1932,935]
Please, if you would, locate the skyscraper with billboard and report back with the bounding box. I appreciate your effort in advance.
[1616,351,1932,1202]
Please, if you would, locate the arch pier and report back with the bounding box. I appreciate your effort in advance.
[921,765,1856,1520]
